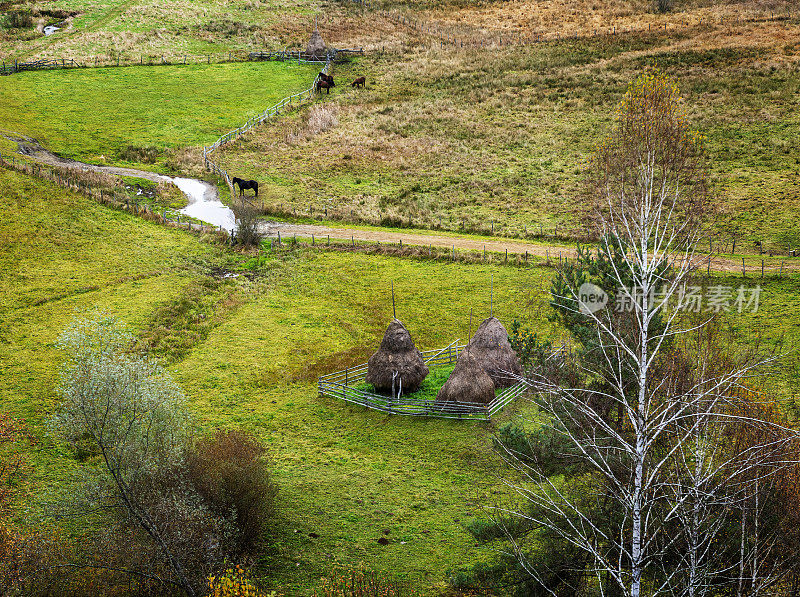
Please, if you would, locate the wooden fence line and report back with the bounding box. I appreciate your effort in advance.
[0,47,362,76]
[269,230,795,277]
[0,151,230,239]
[203,54,337,193]
[253,200,799,254]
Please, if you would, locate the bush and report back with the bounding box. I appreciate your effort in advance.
[187,429,278,555]
[208,565,276,597]
[233,206,262,248]
[314,566,416,597]
[0,10,34,30]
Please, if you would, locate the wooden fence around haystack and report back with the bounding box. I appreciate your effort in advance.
[318,341,527,420]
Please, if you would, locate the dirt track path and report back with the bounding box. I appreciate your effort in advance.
[2,132,169,183]
[265,221,575,257]
[264,222,799,275]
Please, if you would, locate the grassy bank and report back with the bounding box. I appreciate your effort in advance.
[2,167,798,591]
[0,60,317,169]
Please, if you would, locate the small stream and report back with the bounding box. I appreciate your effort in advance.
[10,136,240,229]
[172,177,238,231]
[10,136,241,231]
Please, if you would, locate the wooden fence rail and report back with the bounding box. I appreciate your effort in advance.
[0,150,231,239]
[318,343,528,420]
[202,55,337,191]
[0,47,361,76]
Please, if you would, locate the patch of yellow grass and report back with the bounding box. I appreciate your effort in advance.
[419,0,797,41]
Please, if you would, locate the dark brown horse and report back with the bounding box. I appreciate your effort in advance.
[351,76,366,88]
[232,177,258,197]
[319,72,335,86]
[316,80,333,94]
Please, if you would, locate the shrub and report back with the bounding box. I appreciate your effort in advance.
[187,429,278,555]
[233,206,262,248]
[656,0,673,12]
[208,565,276,597]
[314,566,416,597]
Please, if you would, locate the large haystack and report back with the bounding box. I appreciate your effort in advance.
[366,320,429,394]
[466,317,522,389]
[436,349,496,405]
[306,29,326,58]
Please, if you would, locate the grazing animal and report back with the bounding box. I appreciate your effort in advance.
[232,177,258,198]
[351,76,366,88]
[316,80,333,94]
[319,72,335,86]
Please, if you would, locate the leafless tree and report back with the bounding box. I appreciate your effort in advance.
[494,70,799,597]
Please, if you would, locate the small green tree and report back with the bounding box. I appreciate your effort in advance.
[51,314,198,596]
[50,314,281,596]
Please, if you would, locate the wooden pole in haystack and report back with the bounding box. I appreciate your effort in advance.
[490,274,494,317]
[392,281,397,320]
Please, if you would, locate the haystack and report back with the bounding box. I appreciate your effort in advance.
[366,320,429,394]
[466,317,522,389]
[306,29,326,58]
[436,349,495,405]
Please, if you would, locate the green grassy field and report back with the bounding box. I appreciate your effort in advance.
[0,0,322,61]
[0,166,223,520]
[3,163,800,594]
[0,165,555,594]
[0,60,317,168]
[3,1,800,593]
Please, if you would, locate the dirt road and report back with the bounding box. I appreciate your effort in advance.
[263,222,798,275]
[2,132,169,183]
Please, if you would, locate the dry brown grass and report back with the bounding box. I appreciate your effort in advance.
[286,104,339,144]
[417,0,797,41]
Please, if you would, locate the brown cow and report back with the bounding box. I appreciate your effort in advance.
[351,76,366,88]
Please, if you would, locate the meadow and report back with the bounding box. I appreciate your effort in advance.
[0,166,550,593]
[0,0,322,61]
[3,1,800,593]
[5,0,799,253]
[218,17,800,252]
[0,60,317,169]
[3,164,800,593]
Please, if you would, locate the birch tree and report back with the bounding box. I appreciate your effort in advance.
[492,69,800,597]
